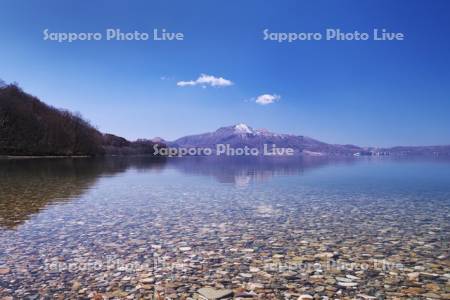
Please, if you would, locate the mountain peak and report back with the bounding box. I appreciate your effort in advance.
[151,137,166,143]
[234,123,253,134]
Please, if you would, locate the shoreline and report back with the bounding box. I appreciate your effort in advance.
[0,154,166,160]
[0,155,91,160]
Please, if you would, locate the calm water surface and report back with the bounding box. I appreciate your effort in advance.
[0,157,449,299]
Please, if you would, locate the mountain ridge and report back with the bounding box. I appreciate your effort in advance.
[167,123,450,157]
[168,123,362,156]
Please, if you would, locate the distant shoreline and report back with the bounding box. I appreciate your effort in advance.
[0,155,90,160]
[0,154,168,160]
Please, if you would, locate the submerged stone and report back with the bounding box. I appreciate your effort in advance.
[196,287,233,299]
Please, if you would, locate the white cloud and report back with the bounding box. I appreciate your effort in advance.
[255,94,280,105]
[177,74,233,88]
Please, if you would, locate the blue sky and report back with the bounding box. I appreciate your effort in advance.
[1,0,450,147]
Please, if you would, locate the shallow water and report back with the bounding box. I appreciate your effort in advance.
[0,157,449,299]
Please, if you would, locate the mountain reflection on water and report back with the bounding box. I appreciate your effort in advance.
[166,156,356,186]
[0,156,341,229]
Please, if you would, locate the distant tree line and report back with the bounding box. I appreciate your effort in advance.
[102,134,162,156]
[0,83,165,156]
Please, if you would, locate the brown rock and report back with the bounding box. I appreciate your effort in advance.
[0,267,10,275]
[401,287,423,295]
[72,281,82,291]
[425,283,440,292]
[406,272,420,281]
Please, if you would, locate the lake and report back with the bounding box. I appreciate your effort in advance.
[0,156,449,299]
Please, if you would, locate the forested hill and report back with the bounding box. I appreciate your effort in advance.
[0,84,164,156]
[0,84,105,156]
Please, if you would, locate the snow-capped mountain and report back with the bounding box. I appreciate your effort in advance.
[233,123,253,134]
[171,123,362,156]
